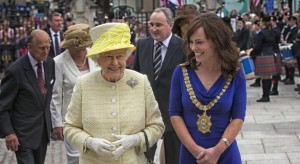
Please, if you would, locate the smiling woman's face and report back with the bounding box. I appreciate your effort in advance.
[189,27,216,64]
[98,48,127,82]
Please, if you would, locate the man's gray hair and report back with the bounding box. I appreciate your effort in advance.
[153,7,174,23]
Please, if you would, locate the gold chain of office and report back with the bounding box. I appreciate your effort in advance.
[181,66,233,134]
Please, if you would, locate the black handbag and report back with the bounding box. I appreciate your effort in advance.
[142,130,155,164]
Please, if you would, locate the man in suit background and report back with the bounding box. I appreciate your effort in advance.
[132,7,185,164]
[234,17,249,52]
[0,29,55,164]
[45,12,64,58]
[283,16,298,85]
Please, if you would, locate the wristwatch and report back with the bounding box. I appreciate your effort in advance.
[221,137,230,147]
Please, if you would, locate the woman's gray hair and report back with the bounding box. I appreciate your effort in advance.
[153,7,174,23]
[90,49,131,64]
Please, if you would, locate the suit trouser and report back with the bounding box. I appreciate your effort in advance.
[149,131,181,164]
[296,57,300,75]
[15,125,48,164]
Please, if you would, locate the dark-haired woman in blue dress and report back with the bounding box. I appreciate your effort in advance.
[169,13,246,164]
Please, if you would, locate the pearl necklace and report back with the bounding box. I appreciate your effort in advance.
[181,65,232,134]
[75,56,87,70]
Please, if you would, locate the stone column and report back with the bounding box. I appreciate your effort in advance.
[69,0,96,27]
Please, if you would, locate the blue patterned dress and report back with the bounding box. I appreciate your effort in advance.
[169,65,246,164]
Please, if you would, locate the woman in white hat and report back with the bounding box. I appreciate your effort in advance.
[50,24,99,164]
[63,23,165,163]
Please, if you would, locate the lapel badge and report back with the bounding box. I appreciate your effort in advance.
[126,77,138,88]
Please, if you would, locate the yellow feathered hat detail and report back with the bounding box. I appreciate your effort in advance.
[87,23,135,58]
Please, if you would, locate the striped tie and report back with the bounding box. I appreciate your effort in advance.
[153,42,162,81]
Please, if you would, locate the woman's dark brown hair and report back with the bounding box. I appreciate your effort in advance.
[183,12,239,76]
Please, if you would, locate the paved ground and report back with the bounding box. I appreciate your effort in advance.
[0,75,300,164]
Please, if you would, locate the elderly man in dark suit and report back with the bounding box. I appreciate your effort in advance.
[45,12,64,58]
[0,29,55,164]
[132,7,185,164]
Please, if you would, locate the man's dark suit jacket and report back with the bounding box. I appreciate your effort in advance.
[132,35,185,132]
[0,54,55,149]
[235,27,250,51]
[46,29,65,58]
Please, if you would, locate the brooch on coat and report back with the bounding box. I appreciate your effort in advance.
[126,78,138,88]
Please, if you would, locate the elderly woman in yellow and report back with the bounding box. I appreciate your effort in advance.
[50,24,99,164]
[63,23,165,163]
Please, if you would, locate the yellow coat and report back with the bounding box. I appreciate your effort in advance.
[64,69,165,164]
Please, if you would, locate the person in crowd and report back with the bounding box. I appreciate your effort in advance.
[249,20,262,87]
[292,22,300,94]
[63,22,165,163]
[0,21,15,44]
[222,16,233,32]
[245,21,254,50]
[132,7,186,164]
[172,4,199,40]
[235,17,250,52]
[169,13,246,164]
[282,16,298,85]
[45,12,64,58]
[0,21,15,72]
[280,13,291,83]
[50,24,99,164]
[250,16,279,102]
[15,27,29,58]
[0,29,55,164]
[63,17,75,32]
[229,9,238,18]
[270,16,282,95]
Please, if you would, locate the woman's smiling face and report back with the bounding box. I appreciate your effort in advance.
[189,27,216,64]
[98,48,127,82]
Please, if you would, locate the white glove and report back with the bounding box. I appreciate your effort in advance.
[112,134,141,158]
[86,137,116,157]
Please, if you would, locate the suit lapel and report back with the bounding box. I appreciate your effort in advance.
[145,38,155,83]
[47,30,55,56]
[44,59,51,91]
[23,56,44,104]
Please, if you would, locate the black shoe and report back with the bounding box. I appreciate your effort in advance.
[270,90,279,95]
[294,88,300,91]
[250,83,261,87]
[297,84,300,87]
[284,79,295,85]
[256,97,270,102]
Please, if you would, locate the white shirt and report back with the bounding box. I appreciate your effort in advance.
[153,33,173,62]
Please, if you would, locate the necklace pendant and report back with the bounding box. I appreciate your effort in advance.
[196,112,212,134]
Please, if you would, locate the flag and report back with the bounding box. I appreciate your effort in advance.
[168,0,182,7]
[253,0,260,7]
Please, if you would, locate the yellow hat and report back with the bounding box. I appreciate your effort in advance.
[87,23,135,58]
[61,24,93,49]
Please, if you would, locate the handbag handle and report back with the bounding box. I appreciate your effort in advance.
[142,130,154,164]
